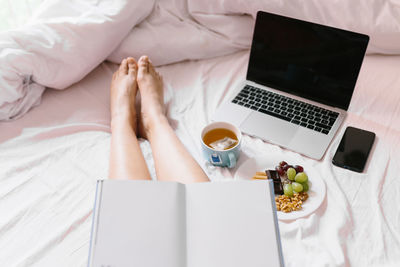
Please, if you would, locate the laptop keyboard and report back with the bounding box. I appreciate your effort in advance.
[231,85,339,135]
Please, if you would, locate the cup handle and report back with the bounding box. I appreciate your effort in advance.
[227,152,236,168]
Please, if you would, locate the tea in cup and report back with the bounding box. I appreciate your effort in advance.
[200,122,242,168]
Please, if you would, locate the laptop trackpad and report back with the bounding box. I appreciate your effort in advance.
[240,112,297,145]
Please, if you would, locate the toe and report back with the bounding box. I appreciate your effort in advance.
[127,57,136,65]
[127,57,138,76]
[138,56,149,73]
[119,58,128,75]
[139,55,148,62]
[148,60,156,75]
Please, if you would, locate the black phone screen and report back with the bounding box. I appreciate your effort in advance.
[332,126,375,172]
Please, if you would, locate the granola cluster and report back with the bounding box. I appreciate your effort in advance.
[275,192,309,213]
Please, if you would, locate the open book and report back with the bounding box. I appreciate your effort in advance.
[87,180,284,267]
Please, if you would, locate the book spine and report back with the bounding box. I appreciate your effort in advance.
[87,180,103,267]
[267,180,285,267]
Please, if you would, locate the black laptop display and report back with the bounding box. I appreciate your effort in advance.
[247,11,369,110]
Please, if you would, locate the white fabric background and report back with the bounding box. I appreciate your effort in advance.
[1,1,400,266]
[1,51,399,266]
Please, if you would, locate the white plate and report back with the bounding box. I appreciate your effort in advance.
[234,155,326,221]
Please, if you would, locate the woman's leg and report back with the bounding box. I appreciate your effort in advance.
[109,57,151,180]
[137,56,209,183]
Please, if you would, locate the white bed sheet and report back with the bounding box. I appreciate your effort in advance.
[0,51,400,267]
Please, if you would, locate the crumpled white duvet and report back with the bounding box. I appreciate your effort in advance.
[1,0,400,121]
[0,0,155,120]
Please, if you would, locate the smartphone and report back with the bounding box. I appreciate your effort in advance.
[332,126,375,172]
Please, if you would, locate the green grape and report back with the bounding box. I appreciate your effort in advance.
[295,172,308,183]
[292,182,303,193]
[287,167,296,181]
[301,182,309,192]
[283,184,294,197]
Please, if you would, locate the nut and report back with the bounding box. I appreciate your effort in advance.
[275,192,308,213]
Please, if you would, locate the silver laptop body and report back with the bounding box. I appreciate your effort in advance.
[213,11,369,160]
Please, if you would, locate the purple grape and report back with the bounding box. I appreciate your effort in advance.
[279,161,288,167]
[282,164,292,171]
[294,165,304,173]
[275,166,285,176]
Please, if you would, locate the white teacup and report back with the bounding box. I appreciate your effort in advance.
[200,122,242,168]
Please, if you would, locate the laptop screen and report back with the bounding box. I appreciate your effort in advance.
[247,11,369,110]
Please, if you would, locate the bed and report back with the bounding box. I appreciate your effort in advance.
[1,1,399,266]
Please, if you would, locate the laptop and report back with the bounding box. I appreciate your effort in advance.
[213,11,369,160]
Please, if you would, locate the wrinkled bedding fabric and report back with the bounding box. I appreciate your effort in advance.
[1,1,400,266]
[1,51,399,267]
[1,0,400,120]
[0,0,155,120]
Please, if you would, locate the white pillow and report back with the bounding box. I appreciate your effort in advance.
[188,0,400,54]
[107,0,254,66]
[109,0,400,68]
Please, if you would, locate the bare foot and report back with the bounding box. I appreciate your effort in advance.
[137,56,165,139]
[110,57,138,132]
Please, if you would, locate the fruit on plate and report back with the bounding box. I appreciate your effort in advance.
[273,162,310,196]
[287,167,296,181]
[294,172,308,183]
[251,160,311,213]
[283,184,294,197]
[292,182,303,193]
[294,165,304,173]
[275,166,285,176]
[301,182,309,192]
[279,161,288,167]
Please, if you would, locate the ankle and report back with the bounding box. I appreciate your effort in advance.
[111,112,137,131]
[143,112,168,137]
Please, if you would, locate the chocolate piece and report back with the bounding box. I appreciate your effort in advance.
[272,181,284,195]
[265,170,280,181]
[265,170,284,195]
